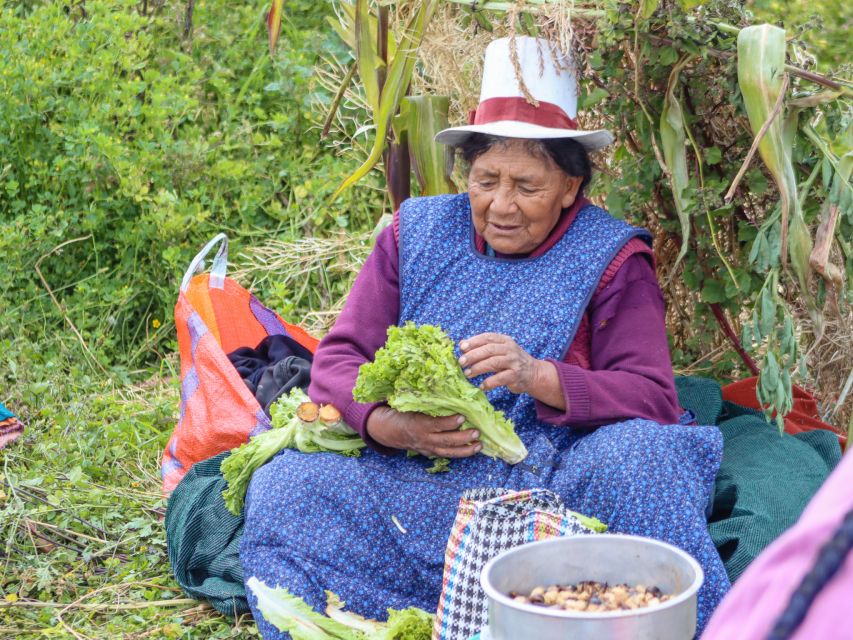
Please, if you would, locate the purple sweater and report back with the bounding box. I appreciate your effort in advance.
[308,204,683,449]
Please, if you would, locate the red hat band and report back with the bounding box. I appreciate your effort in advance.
[467,96,579,129]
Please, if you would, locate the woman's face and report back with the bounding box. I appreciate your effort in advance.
[467,140,583,255]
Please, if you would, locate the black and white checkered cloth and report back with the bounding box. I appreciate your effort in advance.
[435,488,595,640]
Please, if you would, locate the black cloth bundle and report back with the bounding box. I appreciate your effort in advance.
[227,335,312,415]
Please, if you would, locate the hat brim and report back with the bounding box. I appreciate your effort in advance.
[434,121,613,151]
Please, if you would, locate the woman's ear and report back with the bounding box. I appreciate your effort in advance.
[561,175,584,209]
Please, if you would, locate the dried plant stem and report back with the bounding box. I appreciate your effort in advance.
[710,303,761,376]
[0,598,201,611]
[322,61,357,138]
[724,73,790,203]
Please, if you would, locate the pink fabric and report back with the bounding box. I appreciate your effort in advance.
[0,417,24,449]
[703,452,853,639]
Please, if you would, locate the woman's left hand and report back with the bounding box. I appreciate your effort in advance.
[458,333,545,394]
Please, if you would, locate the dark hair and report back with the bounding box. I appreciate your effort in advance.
[456,134,592,195]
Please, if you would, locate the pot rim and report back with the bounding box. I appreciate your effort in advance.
[480,534,704,621]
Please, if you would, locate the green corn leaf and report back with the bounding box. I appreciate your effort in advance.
[660,57,692,273]
[332,0,437,200]
[403,95,457,196]
[332,3,397,64]
[737,25,804,277]
[822,156,833,190]
[355,0,383,115]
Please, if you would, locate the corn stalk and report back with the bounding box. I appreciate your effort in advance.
[331,0,441,204]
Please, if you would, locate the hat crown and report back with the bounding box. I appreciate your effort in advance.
[479,36,577,119]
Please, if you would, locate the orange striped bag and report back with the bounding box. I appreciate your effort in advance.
[162,234,319,493]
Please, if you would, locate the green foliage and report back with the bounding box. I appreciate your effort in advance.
[331,0,439,203]
[0,359,251,637]
[0,1,379,636]
[353,322,528,464]
[747,0,851,71]
[0,0,382,371]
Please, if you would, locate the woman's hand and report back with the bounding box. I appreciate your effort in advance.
[365,406,482,458]
[458,333,566,410]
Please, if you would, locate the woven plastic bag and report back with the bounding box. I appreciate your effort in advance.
[432,488,598,640]
[162,234,319,493]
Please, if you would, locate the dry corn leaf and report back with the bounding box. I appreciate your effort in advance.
[267,0,285,55]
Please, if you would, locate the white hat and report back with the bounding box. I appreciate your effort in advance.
[435,36,613,151]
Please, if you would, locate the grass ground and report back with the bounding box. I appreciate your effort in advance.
[0,353,253,638]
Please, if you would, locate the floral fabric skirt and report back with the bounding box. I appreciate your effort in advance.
[240,419,729,638]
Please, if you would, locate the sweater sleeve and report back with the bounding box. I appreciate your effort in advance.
[534,252,684,427]
[307,224,400,452]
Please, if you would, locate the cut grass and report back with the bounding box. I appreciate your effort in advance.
[0,347,255,638]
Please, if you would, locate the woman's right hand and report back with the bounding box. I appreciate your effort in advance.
[365,406,482,458]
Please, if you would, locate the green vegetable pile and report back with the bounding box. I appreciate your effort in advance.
[247,577,433,640]
[353,322,528,465]
[221,389,365,515]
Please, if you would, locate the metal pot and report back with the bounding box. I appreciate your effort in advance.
[480,534,703,640]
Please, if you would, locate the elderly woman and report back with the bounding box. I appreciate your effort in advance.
[241,36,729,637]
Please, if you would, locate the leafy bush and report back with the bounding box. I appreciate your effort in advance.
[0,0,382,371]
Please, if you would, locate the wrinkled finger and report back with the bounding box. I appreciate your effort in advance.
[458,342,508,369]
[427,414,466,433]
[479,370,516,392]
[433,442,483,459]
[459,332,510,353]
[430,428,480,449]
[462,355,512,378]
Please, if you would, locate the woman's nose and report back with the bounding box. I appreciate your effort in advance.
[490,186,517,213]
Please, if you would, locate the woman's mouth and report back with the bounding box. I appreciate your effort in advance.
[489,222,521,233]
